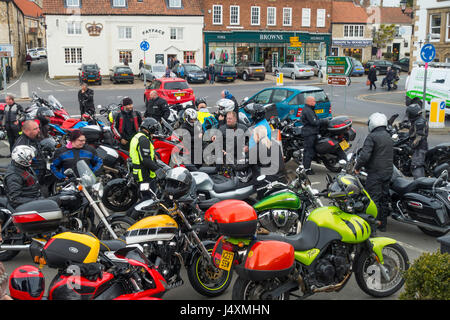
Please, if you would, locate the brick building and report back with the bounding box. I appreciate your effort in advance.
[202,0,333,72]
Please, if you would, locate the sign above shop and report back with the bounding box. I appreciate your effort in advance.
[0,44,14,57]
[142,28,165,38]
[332,39,372,47]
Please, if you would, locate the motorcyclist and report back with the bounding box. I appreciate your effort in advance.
[35,106,54,139]
[195,98,218,133]
[112,97,142,150]
[354,112,393,232]
[215,98,235,127]
[180,108,203,166]
[221,90,239,114]
[144,91,170,123]
[405,104,428,178]
[0,94,24,152]
[78,83,95,117]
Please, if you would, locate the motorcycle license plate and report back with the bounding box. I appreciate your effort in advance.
[218,250,234,271]
[339,140,350,150]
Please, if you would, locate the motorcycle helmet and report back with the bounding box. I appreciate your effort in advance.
[36,106,54,120]
[140,117,162,136]
[11,145,36,167]
[40,137,57,154]
[195,97,207,108]
[164,167,193,199]
[183,108,198,126]
[406,104,422,121]
[216,98,235,116]
[367,112,387,132]
[9,265,45,300]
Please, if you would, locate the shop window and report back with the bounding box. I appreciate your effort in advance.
[184,51,195,63]
[317,9,326,28]
[230,6,240,25]
[213,5,223,25]
[283,8,292,26]
[118,26,132,39]
[119,50,132,63]
[302,8,311,27]
[64,48,82,64]
[67,21,81,35]
[251,6,260,26]
[267,7,276,26]
[429,14,441,40]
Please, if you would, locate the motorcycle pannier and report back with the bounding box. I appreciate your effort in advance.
[43,232,101,269]
[96,145,119,167]
[80,125,102,143]
[12,200,63,234]
[204,200,258,237]
[235,240,295,281]
[315,137,339,154]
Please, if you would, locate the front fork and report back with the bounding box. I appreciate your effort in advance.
[367,237,397,282]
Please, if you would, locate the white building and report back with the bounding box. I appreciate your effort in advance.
[43,0,204,78]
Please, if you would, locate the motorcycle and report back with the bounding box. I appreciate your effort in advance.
[0,160,134,261]
[9,232,166,300]
[387,114,450,178]
[26,93,70,126]
[278,115,356,172]
[206,163,409,300]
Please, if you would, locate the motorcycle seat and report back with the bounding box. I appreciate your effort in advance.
[198,198,221,211]
[256,220,319,252]
[213,177,240,193]
[99,239,127,252]
[391,177,438,195]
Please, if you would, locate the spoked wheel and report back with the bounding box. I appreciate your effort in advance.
[95,215,135,240]
[101,182,138,212]
[232,277,289,300]
[354,243,409,298]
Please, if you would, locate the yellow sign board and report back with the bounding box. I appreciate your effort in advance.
[276,72,284,86]
[290,41,302,47]
[289,37,299,42]
[429,99,446,128]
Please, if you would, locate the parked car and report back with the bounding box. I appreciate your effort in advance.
[393,57,410,72]
[213,64,237,82]
[235,61,265,81]
[364,60,401,75]
[109,65,134,84]
[144,77,195,106]
[35,47,47,58]
[350,58,365,77]
[172,63,207,83]
[274,63,315,80]
[241,86,332,123]
[78,64,102,85]
[27,49,40,60]
[140,63,175,82]
[307,60,326,77]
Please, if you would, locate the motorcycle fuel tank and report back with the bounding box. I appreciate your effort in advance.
[254,190,301,212]
[125,215,178,245]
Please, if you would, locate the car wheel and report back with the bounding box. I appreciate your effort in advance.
[291,73,296,80]
[260,76,265,81]
[243,72,249,81]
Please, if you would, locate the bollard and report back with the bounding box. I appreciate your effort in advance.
[20,82,29,100]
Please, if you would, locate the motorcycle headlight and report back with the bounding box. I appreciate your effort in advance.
[92,182,104,198]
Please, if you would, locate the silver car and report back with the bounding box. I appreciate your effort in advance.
[140,63,175,82]
[274,62,315,80]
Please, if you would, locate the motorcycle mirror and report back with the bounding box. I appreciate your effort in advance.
[256,175,266,182]
[64,168,75,177]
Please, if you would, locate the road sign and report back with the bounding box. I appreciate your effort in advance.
[289,37,299,43]
[276,73,284,86]
[327,76,350,86]
[140,40,150,52]
[326,56,353,76]
[290,41,302,47]
[420,44,436,63]
[287,47,303,55]
[429,99,446,128]
[0,44,14,58]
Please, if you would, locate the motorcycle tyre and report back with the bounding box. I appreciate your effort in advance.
[417,226,447,237]
[102,181,138,212]
[95,215,135,240]
[232,277,289,300]
[0,224,21,261]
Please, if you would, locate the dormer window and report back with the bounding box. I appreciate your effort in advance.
[65,0,80,7]
[169,0,181,8]
[112,0,127,8]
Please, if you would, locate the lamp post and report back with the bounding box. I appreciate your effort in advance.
[400,0,414,18]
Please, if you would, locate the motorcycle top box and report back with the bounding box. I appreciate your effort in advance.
[80,125,102,143]
[205,200,258,237]
[42,232,100,269]
[315,137,341,154]
[12,200,63,234]
[327,116,352,134]
[96,145,119,167]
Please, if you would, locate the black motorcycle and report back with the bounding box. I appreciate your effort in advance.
[387,114,450,178]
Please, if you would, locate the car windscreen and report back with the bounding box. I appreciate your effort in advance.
[185,65,202,72]
[84,65,98,71]
[152,65,165,73]
[117,67,132,73]
[223,66,236,72]
[164,81,189,90]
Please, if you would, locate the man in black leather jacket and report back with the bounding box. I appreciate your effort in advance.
[144,91,170,122]
[354,113,393,232]
[300,96,323,175]
[406,104,428,178]
[1,95,24,152]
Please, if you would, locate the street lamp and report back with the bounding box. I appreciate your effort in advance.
[400,0,414,18]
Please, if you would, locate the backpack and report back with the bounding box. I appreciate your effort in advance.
[197,111,218,132]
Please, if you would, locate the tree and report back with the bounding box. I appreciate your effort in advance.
[373,24,396,59]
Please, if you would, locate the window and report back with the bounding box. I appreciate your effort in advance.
[344,25,364,37]
[112,0,126,7]
[169,0,181,8]
[184,51,195,63]
[251,6,260,25]
[252,90,273,104]
[118,26,132,39]
[302,8,311,27]
[64,48,82,64]
[430,14,441,40]
[271,89,293,103]
[230,6,240,25]
[119,50,132,63]
[447,13,450,41]
[317,9,326,28]
[67,21,81,35]
[164,81,189,90]
[267,7,276,26]
[170,27,183,40]
[66,0,80,7]
[283,8,292,26]
[213,5,223,25]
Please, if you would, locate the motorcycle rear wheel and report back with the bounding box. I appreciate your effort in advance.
[95,215,135,240]
[417,226,447,237]
[102,182,138,212]
[232,277,289,300]
[0,225,21,261]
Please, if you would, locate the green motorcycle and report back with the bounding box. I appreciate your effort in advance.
[206,169,410,300]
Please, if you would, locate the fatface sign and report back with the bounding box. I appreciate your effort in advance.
[142,28,165,38]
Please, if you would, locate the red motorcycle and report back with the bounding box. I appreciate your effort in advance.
[8,232,166,300]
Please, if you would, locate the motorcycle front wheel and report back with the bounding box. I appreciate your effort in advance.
[187,243,233,297]
[232,277,289,300]
[95,215,135,240]
[354,243,409,298]
[102,181,138,212]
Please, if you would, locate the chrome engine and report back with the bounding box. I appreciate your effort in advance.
[258,210,299,234]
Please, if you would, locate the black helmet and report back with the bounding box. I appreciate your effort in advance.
[195,97,207,107]
[140,117,162,135]
[36,106,54,120]
[406,104,422,120]
[164,167,193,198]
[40,137,57,153]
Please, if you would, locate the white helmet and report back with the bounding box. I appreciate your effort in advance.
[216,98,235,116]
[368,112,387,132]
[11,145,36,167]
[183,108,198,126]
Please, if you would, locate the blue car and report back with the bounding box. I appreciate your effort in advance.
[351,58,365,76]
[240,86,332,125]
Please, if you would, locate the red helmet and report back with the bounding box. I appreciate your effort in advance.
[9,265,45,300]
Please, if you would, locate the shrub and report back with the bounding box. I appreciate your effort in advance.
[399,251,450,300]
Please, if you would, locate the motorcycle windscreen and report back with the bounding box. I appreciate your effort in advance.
[77,160,96,187]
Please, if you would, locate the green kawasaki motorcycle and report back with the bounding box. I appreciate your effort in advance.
[205,169,410,300]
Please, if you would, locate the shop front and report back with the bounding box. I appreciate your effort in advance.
[331,39,373,62]
[204,31,331,72]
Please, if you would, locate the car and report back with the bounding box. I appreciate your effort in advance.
[393,57,410,72]
[350,58,365,77]
[27,49,40,60]
[172,63,207,83]
[144,77,195,106]
[241,86,332,124]
[213,64,237,82]
[364,60,401,75]
[307,60,327,77]
[235,61,265,81]
[35,47,47,58]
[274,62,315,80]
[78,64,102,85]
[109,65,134,84]
[140,63,175,82]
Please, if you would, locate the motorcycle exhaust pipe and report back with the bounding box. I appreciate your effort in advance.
[392,214,450,233]
[0,244,30,251]
[103,165,119,174]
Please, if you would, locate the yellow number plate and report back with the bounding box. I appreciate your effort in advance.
[175,93,185,97]
[315,109,324,114]
[339,140,350,151]
[255,69,263,72]
[227,77,233,79]
[88,79,95,82]
[121,74,128,76]
[218,250,234,271]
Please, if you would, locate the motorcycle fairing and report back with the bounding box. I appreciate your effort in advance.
[369,237,397,265]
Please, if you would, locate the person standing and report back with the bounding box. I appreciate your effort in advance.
[179,64,185,78]
[367,65,377,90]
[78,83,95,117]
[406,104,428,178]
[208,64,215,84]
[144,90,170,123]
[354,113,393,232]
[385,67,395,91]
[300,96,322,175]
[5,64,11,83]
[1,95,24,152]
[112,97,142,150]
[25,53,32,71]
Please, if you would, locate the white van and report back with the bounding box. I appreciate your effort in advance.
[405,66,450,116]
